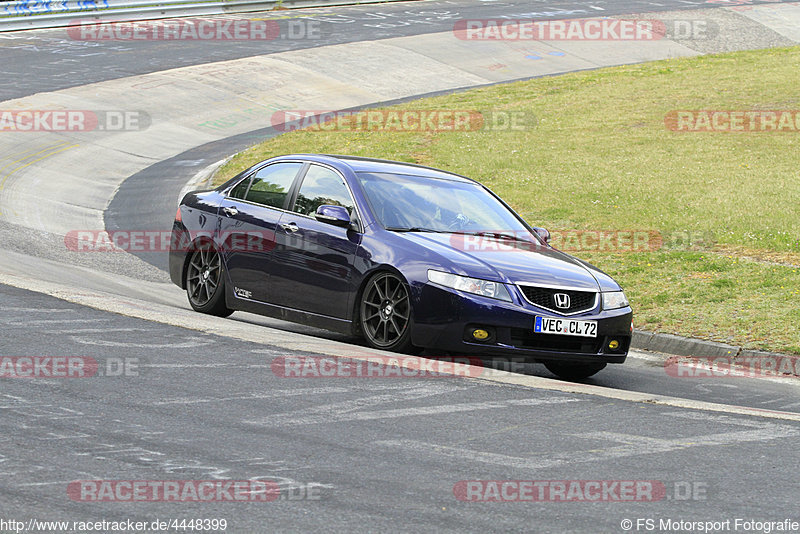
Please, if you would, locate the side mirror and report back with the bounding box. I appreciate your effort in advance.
[533,227,550,244]
[315,205,351,227]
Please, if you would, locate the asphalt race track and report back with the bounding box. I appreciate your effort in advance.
[1,0,800,531]
[3,284,800,532]
[2,0,788,102]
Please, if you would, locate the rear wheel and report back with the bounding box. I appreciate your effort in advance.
[544,361,606,380]
[360,272,417,353]
[186,246,233,317]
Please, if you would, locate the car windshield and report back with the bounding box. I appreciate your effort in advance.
[356,171,538,240]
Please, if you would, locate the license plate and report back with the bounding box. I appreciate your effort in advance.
[534,316,597,337]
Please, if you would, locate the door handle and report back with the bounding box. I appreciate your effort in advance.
[280,222,299,233]
[222,206,238,217]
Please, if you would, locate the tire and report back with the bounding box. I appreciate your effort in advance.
[185,246,233,317]
[359,271,418,353]
[544,361,607,380]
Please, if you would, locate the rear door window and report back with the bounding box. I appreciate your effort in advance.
[229,162,303,209]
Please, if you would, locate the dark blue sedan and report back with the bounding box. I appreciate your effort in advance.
[169,154,633,379]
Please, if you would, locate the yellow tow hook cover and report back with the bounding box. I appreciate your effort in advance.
[473,329,490,341]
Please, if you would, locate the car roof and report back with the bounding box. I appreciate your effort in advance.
[272,154,476,184]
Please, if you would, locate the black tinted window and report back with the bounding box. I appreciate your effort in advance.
[229,162,302,208]
[229,177,250,200]
[357,171,531,235]
[293,165,355,216]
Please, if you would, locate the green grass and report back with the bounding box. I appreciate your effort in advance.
[582,251,800,354]
[214,46,800,355]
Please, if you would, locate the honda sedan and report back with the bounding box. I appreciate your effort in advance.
[169,154,633,379]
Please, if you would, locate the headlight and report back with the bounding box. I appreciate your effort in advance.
[602,291,629,310]
[427,270,512,302]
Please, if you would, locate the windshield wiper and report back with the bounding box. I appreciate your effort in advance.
[385,227,451,233]
[462,231,537,244]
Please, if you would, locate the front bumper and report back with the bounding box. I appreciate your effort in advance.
[411,283,632,364]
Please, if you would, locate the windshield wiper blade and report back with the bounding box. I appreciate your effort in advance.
[385,227,450,233]
[464,231,536,244]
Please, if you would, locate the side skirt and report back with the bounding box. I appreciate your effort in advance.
[226,290,356,336]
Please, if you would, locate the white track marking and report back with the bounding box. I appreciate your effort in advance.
[2,308,74,312]
[151,386,355,405]
[375,414,798,470]
[68,335,213,348]
[246,397,581,427]
[45,327,149,333]
[1,318,107,325]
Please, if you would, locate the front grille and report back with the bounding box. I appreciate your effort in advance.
[517,285,597,315]
[510,329,603,353]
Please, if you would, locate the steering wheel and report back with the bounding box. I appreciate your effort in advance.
[447,213,470,231]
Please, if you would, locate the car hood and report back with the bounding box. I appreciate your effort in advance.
[398,232,620,291]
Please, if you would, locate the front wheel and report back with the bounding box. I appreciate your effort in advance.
[544,361,607,381]
[185,246,233,317]
[359,272,417,353]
